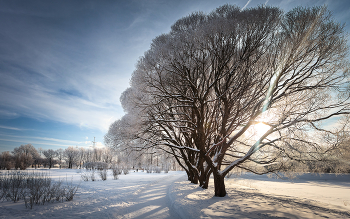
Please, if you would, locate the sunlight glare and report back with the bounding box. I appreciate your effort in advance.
[254,122,271,138]
[245,122,271,141]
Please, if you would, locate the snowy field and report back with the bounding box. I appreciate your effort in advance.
[0,169,349,219]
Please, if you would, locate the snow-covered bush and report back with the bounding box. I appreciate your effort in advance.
[163,166,169,173]
[90,169,96,181]
[0,171,79,209]
[81,168,109,181]
[111,164,121,180]
[81,169,96,181]
[145,166,153,173]
[63,178,79,201]
[84,162,108,170]
[154,167,161,173]
[123,168,129,175]
[112,169,119,180]
[99,169,107,181]
[2,171,25,202]
[81,172,89,181]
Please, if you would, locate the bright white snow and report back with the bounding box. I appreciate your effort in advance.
[0,169,349,218]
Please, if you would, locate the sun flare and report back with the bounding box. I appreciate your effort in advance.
[245,122,271,141]
[254,122,271,137]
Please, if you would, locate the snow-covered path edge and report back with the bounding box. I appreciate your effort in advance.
[168,175,188,219]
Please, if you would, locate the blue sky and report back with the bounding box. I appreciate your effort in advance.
[0,0,349,152]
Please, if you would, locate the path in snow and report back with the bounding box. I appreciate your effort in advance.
[114,173,185,219]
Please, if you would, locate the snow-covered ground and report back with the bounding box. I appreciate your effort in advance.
[1,169,349,218]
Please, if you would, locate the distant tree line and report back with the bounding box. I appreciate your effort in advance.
[0,143,181,171]
[0,144,115,170]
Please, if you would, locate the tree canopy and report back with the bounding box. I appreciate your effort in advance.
[105,5,350,197]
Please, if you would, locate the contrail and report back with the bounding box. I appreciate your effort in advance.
[241,0,252,11]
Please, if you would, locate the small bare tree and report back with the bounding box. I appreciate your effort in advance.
[56,148,64,169]
[0,151,14,170]
[64,147,78,169]
[43,149,56,169]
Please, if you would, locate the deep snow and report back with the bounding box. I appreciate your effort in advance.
[0,169,349,218]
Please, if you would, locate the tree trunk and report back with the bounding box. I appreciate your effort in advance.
[199,169,212,189]
[188,168,198,184]
[192,172,199,184]
[185,164,199,184]
[213,173,226,197]
[186,169,191,181]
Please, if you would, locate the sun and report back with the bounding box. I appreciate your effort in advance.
[242,109,277,141]
[245,122,271,141]
[254,122,271,138]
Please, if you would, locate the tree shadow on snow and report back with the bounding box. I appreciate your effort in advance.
[171,180,350,219]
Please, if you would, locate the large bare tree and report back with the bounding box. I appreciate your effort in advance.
[106,5,349,197]
[12,144,41,169]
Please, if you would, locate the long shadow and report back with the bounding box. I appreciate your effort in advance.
[116,180,179,219]
[0,175,176,219]
[233,189,350,218]
[3,173,348,219]
[170,179,350,219]
[233,173,350,186]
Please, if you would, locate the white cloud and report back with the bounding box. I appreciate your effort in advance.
[95,142,104,148]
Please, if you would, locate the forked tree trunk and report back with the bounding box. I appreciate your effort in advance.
[213,173,226,197]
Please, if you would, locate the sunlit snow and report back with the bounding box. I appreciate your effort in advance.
[1,169,349,218]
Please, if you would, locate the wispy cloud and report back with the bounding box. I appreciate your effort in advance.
[0,110,19,119]
[0,1,140,132]
[33,136,82,145]
[0,125,22,131]
[0,34,126,131]
[0,138,72,147]
[0,133,82,146]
